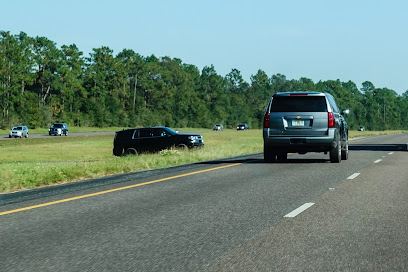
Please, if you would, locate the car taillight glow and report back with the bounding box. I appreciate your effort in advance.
[328,112,335,128]
[263,112,270,128]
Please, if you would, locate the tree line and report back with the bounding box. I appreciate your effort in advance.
[1,31,408,131]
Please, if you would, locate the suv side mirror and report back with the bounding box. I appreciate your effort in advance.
[342,109,350,115]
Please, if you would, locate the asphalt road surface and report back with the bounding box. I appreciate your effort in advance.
[1,134,407,271]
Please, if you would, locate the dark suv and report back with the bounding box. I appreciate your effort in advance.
[49,123,69,136]
[113,126,204,156]
[263,92,348,163]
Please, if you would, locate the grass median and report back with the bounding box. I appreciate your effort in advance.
[0,129,262,193]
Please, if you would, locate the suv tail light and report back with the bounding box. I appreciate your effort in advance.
[328,112,335,128]
[263,112,270,128]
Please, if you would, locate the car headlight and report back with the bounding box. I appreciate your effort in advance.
[188,136,197,142]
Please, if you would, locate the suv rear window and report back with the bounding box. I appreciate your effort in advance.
[271,96,327,112]
[139,129,152,138]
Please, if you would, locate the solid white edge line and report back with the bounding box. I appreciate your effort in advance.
[374,159,382,163]
[347,173,360,179]
[284,203,315,218]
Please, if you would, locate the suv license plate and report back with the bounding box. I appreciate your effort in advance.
[292,120,304,126]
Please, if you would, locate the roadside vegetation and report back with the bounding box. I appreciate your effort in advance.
[2,31,408,133]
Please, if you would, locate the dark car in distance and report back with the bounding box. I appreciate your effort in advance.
[49,123,69,136]
[263,92,349,163]
[113,126,204,156]
[237,123,248,130]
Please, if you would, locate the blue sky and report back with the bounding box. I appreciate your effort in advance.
[2,0,408,94]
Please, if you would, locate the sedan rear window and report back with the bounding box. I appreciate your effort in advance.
[271,96,327,112]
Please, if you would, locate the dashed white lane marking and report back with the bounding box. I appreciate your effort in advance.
[388,152,394,155]
[374,159,382,163]
[347,173,360,179]
[284,203,315,218]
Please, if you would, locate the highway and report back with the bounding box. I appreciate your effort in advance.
[1,134,407,271]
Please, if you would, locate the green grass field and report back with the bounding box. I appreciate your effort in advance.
[0,129,262,193]
[348,130,408,138]
[0,128,405,193]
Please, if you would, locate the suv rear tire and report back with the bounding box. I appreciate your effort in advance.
[264,145,276,163]
[330,135,342,163]
[277,153,287,162]
[113,147,123,156]
[341,137,349,160]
